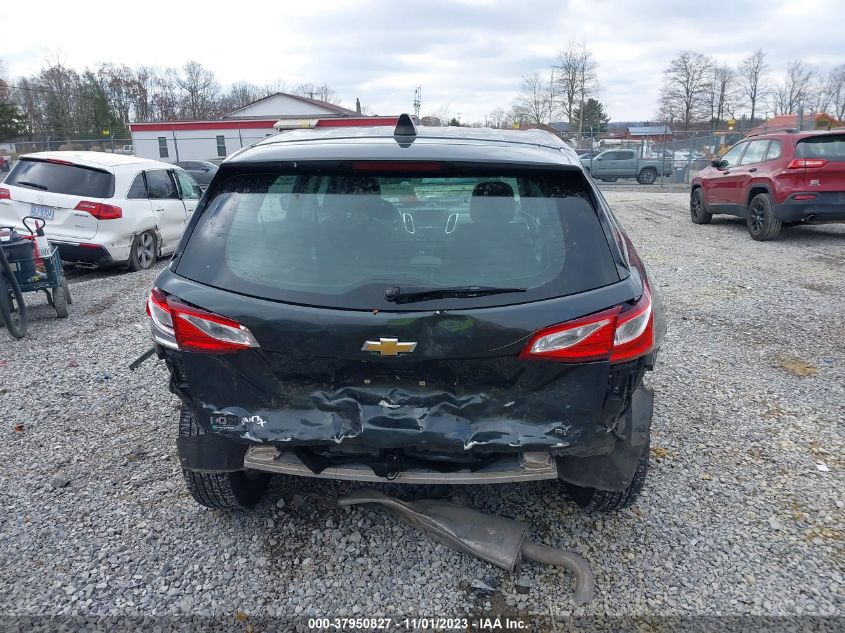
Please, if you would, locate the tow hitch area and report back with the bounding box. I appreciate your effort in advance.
[339,488,595,605]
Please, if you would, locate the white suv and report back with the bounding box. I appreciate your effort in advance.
[0,151,203,271]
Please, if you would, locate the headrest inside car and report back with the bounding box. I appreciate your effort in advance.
[470,181,515,224]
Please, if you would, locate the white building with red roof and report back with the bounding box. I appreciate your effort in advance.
[128,93,363,163]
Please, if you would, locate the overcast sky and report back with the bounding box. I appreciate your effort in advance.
[1,0,842,122]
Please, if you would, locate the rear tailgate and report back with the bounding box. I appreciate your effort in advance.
[159,163,644,454]
[795,133,845,194]
[0,158,114,241]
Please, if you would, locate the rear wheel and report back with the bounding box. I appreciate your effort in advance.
[637,168,657,185]
[0,272,27,339]
[690,188,712,224]
[747,193,782,241]
[52,284,69,318]
[61,278,72,305]
[564,441,650,512]
[128,231,157,271]
[178,407,270,509]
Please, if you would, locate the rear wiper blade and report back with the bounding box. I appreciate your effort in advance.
[15,181,48,191]
[384,285,526,304]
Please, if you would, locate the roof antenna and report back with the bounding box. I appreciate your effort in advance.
[394,113,417,147]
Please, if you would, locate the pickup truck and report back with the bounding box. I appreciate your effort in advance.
[580,149,673,184]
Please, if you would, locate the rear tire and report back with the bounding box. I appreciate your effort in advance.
[0,272,27,339]
[637,168,657,185]
[127,231,157,272]
[690,188,712,224]
[178,407,270,510]
[564,441,650,512]
[61,278,72,305]
[52,285,69,318]
[746,193,782,241]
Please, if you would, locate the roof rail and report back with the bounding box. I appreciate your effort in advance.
[746,127,798,137]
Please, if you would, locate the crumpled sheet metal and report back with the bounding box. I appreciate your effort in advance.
[339,488,595,604]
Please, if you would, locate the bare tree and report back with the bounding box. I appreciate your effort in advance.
[554,41,598,131]
[738,49,768,125]
[177,61,221,120]
[487,107,507,128]
[153,68,181,122]
[660,51,713,126]
[0,59,10,101]
[706,63,736,124]
[291,83,341,104]
[259,79,287,98]
[514,72,552,124]
[771,60,815,116]
[223,82,262,112]
[824,64,845,121]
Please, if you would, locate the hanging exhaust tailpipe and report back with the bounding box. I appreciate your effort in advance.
[338,488,595,605]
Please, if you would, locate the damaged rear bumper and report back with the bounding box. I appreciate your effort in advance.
[176,381,653,490]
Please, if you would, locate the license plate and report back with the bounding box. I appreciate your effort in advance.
[29,205,54,220]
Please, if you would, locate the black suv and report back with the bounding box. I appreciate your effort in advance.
[147,115,666,513]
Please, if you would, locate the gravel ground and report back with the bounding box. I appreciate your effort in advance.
[0,191,843,630]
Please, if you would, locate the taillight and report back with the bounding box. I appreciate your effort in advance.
[520,307,619,362]
[0,187,10,200]
[74,201,122,220]
[786,159,828,169]
[145,287,259,354]
[610,287,654,362]
[521,286,654,364]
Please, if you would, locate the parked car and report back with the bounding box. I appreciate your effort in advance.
[146,116,666,513]
[175,160,218,188]
[690,130,845,240]
[0,151,203,270]
[580,149,673,184]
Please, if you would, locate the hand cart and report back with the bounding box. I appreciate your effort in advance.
[0,216,72,339]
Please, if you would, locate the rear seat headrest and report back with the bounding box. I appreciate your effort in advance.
[470,181,516,224]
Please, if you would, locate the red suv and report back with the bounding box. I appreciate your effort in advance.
[690,130,845,240]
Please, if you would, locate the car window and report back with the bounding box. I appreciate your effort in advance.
[127,172,147,199]
[6,159,114,197]
[175,170,202,200]
[616,151,635,160]
[719,143,746,168]
[177,168,620,310]
[146,169,179,199]
[740,140,770,165]
[764,140,782,161]
[796,134,845,161]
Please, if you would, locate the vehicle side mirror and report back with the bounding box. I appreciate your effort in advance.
[711,159,722,168]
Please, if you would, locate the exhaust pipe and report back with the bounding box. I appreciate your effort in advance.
[339,488,595,605]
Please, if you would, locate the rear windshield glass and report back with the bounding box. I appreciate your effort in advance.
[796,135,845,161]
[176,167,619,309]
[6,159,114,198]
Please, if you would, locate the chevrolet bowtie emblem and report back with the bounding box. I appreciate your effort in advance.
[362,337,417,356]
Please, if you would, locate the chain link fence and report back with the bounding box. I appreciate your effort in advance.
[564,126,748,186]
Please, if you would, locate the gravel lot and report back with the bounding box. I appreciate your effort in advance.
[1,191,843,629]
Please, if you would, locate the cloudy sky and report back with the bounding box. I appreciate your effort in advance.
[1,0,842,122]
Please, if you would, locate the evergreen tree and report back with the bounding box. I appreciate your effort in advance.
[572,98,610,134]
